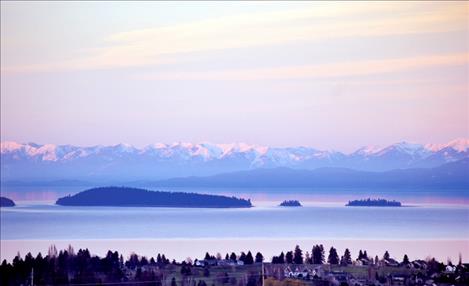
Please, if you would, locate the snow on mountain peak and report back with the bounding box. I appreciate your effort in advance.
[1,141,24,153]
[1,139,467,165]
[354,145,383,155]
[425,138,469,152]
[1,142,59,161]
[216,143,268,157]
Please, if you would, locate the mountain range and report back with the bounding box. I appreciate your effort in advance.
[1,139,468,183]
[148,158,469,189]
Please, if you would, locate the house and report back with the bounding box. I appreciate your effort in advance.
[194,260,205,267]
[327,271,349,285]
[390,274,408,285]
[412,260,428,270]
[356,258,372,266]
[445,265,456,273]
[284,267,310,279]
[194,259,218,267]
[384,258,399,267]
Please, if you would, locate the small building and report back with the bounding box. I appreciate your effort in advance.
[194,259,218,267]
[390,274,408,286]
[384,258,399,267]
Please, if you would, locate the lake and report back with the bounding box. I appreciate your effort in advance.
[1,186,468,263]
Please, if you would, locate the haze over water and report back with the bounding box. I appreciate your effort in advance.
[1,186,468,263]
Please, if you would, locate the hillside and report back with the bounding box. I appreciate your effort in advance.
[148,158,469,189]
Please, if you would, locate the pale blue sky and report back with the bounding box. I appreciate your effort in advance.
[1,1,468,152]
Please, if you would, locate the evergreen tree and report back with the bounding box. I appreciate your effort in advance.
[312,245,325,264]
[363,250,368,260]
[402,254,409,265]
[342,249,352,265]
[230,253,237,261]
[255,252,264,263]
[383,251,390,261]
[293,245,303,264]
[225,254,229,260]
[328,247,339,265]
[239,252,247,264]
[279,252,285,264]
[285,251,293,264]
[358,250,364,260]
[245,251,254,265]
[141,256,149,266]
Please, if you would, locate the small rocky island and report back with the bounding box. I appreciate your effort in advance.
[56,187,252,208]
[279,200,302,207]
[0,196,16,207]
[346,198,401,207]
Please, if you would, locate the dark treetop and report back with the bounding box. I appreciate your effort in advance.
[0,197,15,207]
[55,186,252,208]
[346,198,402,207]
[279,200,302,207]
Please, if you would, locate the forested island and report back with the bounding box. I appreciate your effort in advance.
[0,197,15,207]
[55,187,252,208]
[279,200,302,207]
[346,198,402,207]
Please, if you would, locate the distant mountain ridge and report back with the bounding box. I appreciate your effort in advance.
[1,139,468,182]
[148,158,469,189]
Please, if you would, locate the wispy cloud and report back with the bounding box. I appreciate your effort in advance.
[138,52,469,81]
[2,2,468,73]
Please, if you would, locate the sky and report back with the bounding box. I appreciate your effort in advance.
[1,1,468,152]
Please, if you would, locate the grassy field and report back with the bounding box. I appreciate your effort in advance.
[139,264,263,286]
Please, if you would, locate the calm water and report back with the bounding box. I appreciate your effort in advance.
[1,203,468,240]
[1,186,468,262]
[2,185,469,205]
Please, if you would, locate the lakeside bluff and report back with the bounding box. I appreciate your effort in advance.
[56,186,252,208]
[0,196,15,207]
[346,198,402,207]
[279,200,302,207]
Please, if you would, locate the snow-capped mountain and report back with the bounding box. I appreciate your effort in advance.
[1,139,468,182]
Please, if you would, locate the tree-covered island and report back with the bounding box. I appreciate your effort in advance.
[0,197,15,207]
[279,200,302,207]
[56,187,252,208]
[346,198,402,207]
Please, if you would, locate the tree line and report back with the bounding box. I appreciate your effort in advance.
[1,244,461,285]
[271,245,412,266]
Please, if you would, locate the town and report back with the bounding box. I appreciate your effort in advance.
[1,244,467,286]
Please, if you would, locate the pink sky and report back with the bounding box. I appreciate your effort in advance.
[1,2,468,152]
